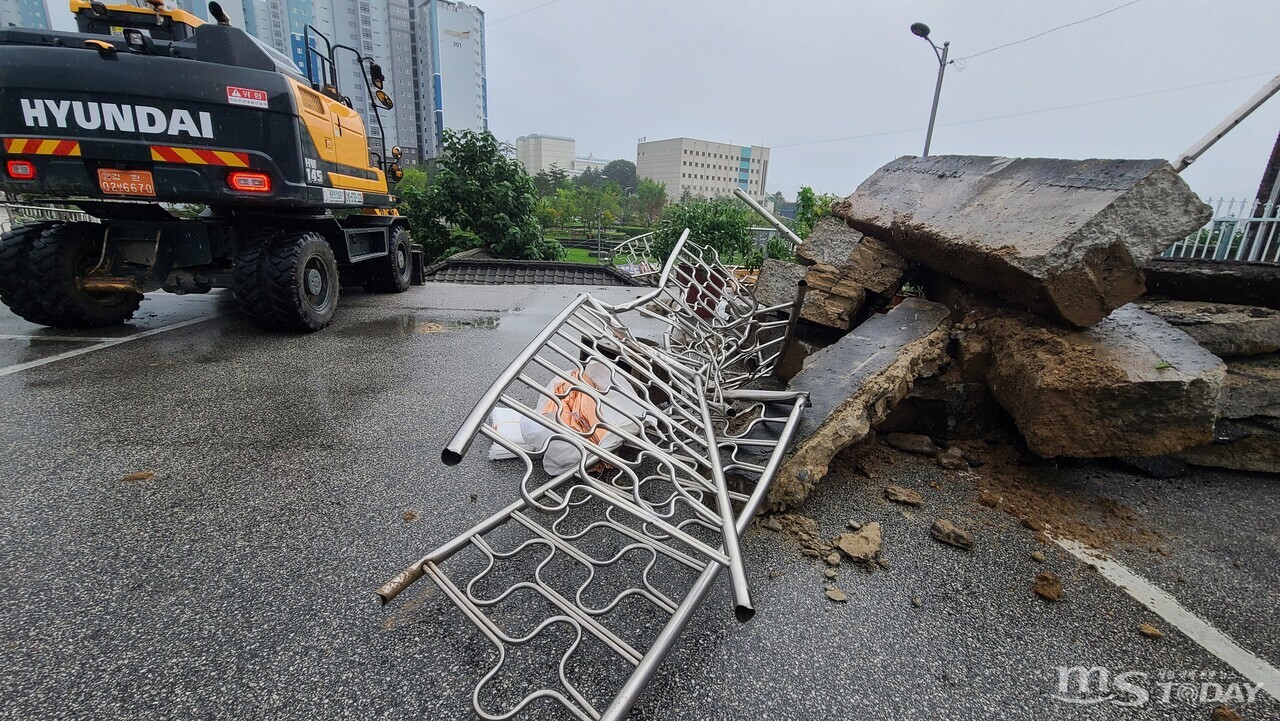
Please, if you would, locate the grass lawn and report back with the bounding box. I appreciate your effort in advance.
[562,247,599,264]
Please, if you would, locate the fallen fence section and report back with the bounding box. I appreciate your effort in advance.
[378,230,807,720]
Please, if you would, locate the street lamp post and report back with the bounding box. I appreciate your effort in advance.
[911,22,949,158]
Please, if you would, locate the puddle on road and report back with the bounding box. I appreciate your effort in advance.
[336,314,500,338]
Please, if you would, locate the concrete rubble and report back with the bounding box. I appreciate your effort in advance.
[755,258,860,331]
[1137,299,1280,357]
[833,155,1210,327]
[766,298,950,508]
[755,217,905,332]
[754,152,1272,526]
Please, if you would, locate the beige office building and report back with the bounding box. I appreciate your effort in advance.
[516,134,576,175]
[636,137,769,202]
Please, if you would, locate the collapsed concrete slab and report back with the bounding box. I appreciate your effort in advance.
[1137,299,1280,357]
[1218,354,1280,420]
[767,299,951,509]
[1144,258,1280,311]
[834,155,1211,327]
[983,305,1225,457]
[797,219,907,295]
[1179,418,1280,474]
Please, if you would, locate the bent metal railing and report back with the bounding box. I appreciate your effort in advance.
[377,229,807,720]
[1162,196,1280,264]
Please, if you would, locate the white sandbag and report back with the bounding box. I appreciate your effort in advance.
[519,362,651,476]
[486,407,538,461]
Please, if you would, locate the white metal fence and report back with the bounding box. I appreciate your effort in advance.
[1162,197,1280,264]
[0,203,96,234]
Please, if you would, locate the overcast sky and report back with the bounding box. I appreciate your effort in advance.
[45,0,1279,202]
[478,0,1278,203]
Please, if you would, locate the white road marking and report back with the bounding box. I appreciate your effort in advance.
[0,334,122,342]
[0,315,214,378]
[1056,538,1279,700]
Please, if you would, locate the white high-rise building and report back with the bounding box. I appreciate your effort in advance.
[415,0,486,160]
[240,0,421,163]
[637,137,769,202]
[2,0,50,28]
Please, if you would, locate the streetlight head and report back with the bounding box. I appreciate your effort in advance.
[910,22,931,39]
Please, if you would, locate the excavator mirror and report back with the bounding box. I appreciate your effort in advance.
[370,63,385,90]
[391,146,403,159]
[375,90,394,110]
[389,163,404,181]
[208,1,231,25]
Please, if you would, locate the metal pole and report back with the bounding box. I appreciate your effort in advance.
[733,187,804,248]
[922,41,949,158]
[1173,73,1280,173]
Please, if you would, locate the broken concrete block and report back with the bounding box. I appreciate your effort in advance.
[754,258,807,309]
[1136,299,1280,357]
[984,305,1225,457]
[1218,354,1280,419]
[834,155,1211,327]
[1145,258,1280,311]
[796,219,907,295]
[753,258,861,330]
[768,298,951,508]
[800,263,865,330]
[1179,418,1280,474]
[796,218,864,267]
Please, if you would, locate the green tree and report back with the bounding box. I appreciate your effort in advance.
[574,167,605,190]
[636,179,667,227]
[653,197,751,261]
[399,129,563,262]
[601,159,637,192]
[532,164,570,199]
[793,185,838,238]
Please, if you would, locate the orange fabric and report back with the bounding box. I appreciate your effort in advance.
[540,370,606,444]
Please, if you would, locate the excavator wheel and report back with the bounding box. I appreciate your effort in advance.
[24,222,142,328]
[233,231,339,332]
[0,221,60,325]
[362,226,413,293]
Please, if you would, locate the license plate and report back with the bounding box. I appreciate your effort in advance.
[97,169,155,197]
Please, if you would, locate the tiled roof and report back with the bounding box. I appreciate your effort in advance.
[422,259,642,287]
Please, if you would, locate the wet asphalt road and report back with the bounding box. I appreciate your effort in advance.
[0,284,1277,720]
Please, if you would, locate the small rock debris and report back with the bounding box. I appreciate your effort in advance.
[885,432,940,456]
[1031,551,1046,563]
[825,588,849,603]
[936,446,967,470]
[885,484,924,506]
[930,519,975,551]
[1138,622,1164,639]
[1033,572,1064,602]
[402,510,418,522]
[1211,705,1244,721]
[833,522,882,563]
[119,471,155,482]
[911,596,923,608]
